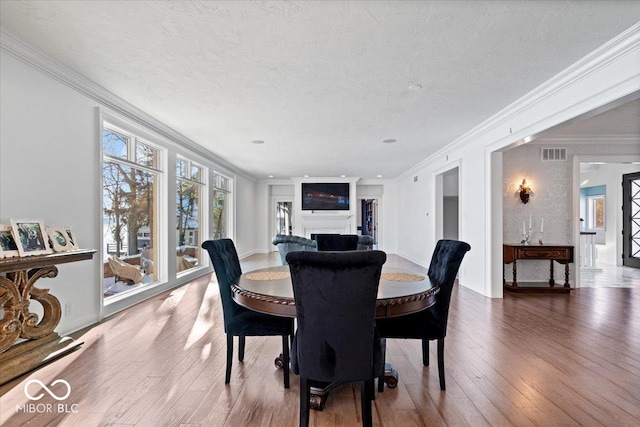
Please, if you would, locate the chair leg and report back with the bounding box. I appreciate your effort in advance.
[437,338,445,390]
[282,335,290,389]
[377,338,386,393]
[361,380,373,427]
[300,377,310,427]
[225,334,233,384]
[238,336,245,362]
[422,339,429,366]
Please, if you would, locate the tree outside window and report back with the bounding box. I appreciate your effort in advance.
[102,125,161,297]
[176,158,204,273]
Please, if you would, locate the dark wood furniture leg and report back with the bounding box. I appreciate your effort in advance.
[549,260,555,286]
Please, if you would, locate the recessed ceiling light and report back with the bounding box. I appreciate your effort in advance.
[268,175,274,178]
[251,140,264,144]
[377,174,383,178]
[382,139,396,144]
[304,175,309,178]
[340,175,346,178]
[408,84,422,91]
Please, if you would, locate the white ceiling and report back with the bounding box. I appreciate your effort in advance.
[1,1,639,180]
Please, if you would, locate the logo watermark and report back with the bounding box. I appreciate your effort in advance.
[17,379,79,414]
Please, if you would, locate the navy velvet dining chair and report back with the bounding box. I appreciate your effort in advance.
[376,239,470,391]
[287,250,386,427]
[202,238,294,388]
[315,234,359,251]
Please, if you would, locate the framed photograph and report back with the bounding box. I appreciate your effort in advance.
[10,219,53,257]
[64,227,80,250]
[47,226,75,252]
[0,224,20,258]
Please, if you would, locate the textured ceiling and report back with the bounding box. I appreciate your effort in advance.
[1,1,639,179]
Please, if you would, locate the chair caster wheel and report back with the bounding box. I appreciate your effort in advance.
[274,353,285,369]
[384,369,398,388]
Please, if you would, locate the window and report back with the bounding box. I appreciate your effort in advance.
[587,195,605,229]
[212,172,232,239]
[177,157,205,273]
[102,124,162,298]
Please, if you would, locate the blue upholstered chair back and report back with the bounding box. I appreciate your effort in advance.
[427,239,471,335]
[287,250,386,383]
[201,239,243,331]
[357,235,374,250]
[271,234,317,265]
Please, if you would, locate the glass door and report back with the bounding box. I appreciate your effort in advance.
[622,171,640,268]
[275,201,293,236]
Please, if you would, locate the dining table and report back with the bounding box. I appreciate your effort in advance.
[232,264,439,410]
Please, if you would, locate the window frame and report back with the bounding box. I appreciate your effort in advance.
[587,194,606,230]
[176,156,208,275]
[211,171,234,240]
[101,120,167,303]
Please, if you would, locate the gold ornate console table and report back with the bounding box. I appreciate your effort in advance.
[0,249,96,385]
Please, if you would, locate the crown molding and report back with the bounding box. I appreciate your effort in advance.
[398,23,640,181]
[0,27,255,182]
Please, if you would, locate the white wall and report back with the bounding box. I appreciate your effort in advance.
[233,174,257,258]
[0,49,256,333]
[502,144,575,282]
[1,51,102,333]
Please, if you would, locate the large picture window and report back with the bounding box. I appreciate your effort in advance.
[177,157,205,273]
[212,172,232,239]
[102,124,162,298]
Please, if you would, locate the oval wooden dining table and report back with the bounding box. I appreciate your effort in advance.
[232,264,439,410]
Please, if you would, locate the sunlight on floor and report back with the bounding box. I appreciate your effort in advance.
[184,284,219,349]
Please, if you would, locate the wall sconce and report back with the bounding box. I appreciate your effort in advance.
[516,178,533,204]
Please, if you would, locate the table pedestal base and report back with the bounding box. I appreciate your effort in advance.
[0,333,83,385]
[305,363,398,411]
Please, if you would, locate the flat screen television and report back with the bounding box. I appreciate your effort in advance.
[301,183,350,211]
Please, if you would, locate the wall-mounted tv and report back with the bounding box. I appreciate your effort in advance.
[301,182,350,211]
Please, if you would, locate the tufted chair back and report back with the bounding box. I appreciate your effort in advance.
[426,239,471,336]
[201,238,243,330]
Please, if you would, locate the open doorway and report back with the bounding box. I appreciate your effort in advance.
[274,199,293,237]
[435,167,459,241]
[359,199,378,248]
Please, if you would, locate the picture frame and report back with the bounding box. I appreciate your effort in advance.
[47,226,75,252]
[0,224,20,258]
[10,219,53,257]
[64,227,80,250]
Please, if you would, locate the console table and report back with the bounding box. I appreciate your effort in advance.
[503,244,574,293]
[0,249,96,385]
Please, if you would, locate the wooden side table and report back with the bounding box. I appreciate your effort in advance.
[503,244,574,293]
[0,250,96,385]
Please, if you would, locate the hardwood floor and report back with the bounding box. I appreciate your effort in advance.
[1,253,639,426]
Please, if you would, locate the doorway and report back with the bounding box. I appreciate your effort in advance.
[274,199,293,236]
[360,199,378,247]
[436,167,459,240]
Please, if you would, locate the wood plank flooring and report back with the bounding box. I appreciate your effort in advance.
[1,253,639,426]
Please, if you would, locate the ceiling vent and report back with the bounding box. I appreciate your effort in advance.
[541,147,567,162]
